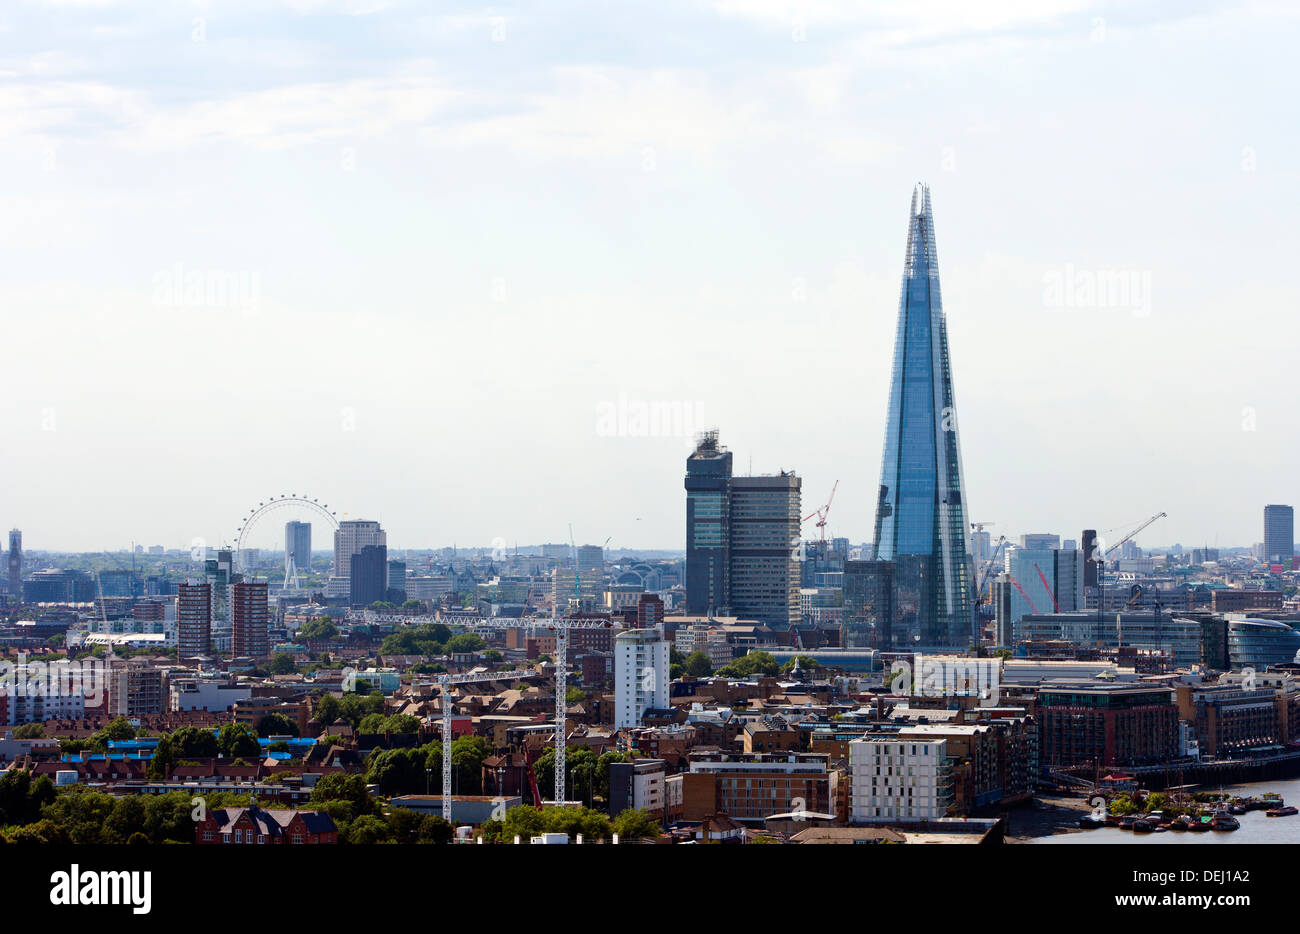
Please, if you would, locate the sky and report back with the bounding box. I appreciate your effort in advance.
[2,0,1298,555]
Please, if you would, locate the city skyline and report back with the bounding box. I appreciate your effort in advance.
[5,2,1300,553]
[6,0,1300,886]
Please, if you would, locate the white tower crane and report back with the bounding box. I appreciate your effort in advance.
[433,667,538,821]
[464,615,616,806]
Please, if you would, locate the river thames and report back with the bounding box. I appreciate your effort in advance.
[1034,778,1300,844]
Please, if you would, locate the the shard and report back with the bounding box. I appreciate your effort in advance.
[873,184,976,649]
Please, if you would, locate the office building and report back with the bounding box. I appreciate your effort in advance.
[1212,590,1284,613]
[386,559,407,603]
[553,566,602,612]
[842,560,893,649]
[231,580,269,658]
[1175,681,1283,758]
[1005,543,1083,624]
[681,751,832,823]
[1264,504,1294,564]
[1036,680,1178,768]
[1016,611,1203,668]
[23,569,94,603]
[872,185,975,649]
[728,473,801,628]
[576,545,604,574]
[614,628,670,729]
[1227,618,1300,669]
[683,431,802,627]
[333,520,386,586]
[684,430,732,615]
[285,521,312,575]
[177,581,212,658]
[349,544,388,607]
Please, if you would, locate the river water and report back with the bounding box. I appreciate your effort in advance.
[1034,778,1300,844]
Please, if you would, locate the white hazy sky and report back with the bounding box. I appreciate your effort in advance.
[2,0,1298,554]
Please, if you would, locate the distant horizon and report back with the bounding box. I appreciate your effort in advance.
[6,2,1299,553]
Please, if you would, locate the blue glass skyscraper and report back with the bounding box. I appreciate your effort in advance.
[873,184,975,649]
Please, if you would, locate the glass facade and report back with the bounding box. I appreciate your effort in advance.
[873,185,974,649]
[1228,618,1300,669]
[842,560,893,648]
[685,431,732,614]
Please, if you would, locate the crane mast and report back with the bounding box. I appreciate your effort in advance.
[465,615,614,807]
[434,667,537,821]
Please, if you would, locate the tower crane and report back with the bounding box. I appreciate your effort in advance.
[973,535,1007,618]
[1033,563,1061,613]
[434,667,538,821]
[1094,511,1166,619]
[465,614,615,806]
[1103,512,1167,560]
[802,480,840,542]
[1008,576,1038,615]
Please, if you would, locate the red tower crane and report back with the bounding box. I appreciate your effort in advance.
[1008,576,1039,615]
[1033,562,1061,612]
[802,480,840,542]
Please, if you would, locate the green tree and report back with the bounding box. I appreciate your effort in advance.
[449,735,491,795]
[11,723,45,739]
[444,633,485,654]
[716,650,779,679]
[87,716,137,751]
[256,713,300,738]
[5,818,70,845]
[171,725,220,758]
[0,770,56,827]
[612,808,661,839]
[314,692,342,727]
[299,617,339,640]
[310,773,378,820]
[366,744,439,797]
[683,651,714,678]
[146,734,175,780]
[102,795,147,844]
[216,722,260,757]
[269,653,297,675]
[345,814,391,844]
[39,786,116,843]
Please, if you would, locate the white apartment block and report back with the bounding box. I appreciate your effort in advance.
[614,628,670,729]
[170,677,253,712]
[849,737,952,823]
[3,687,86,723]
